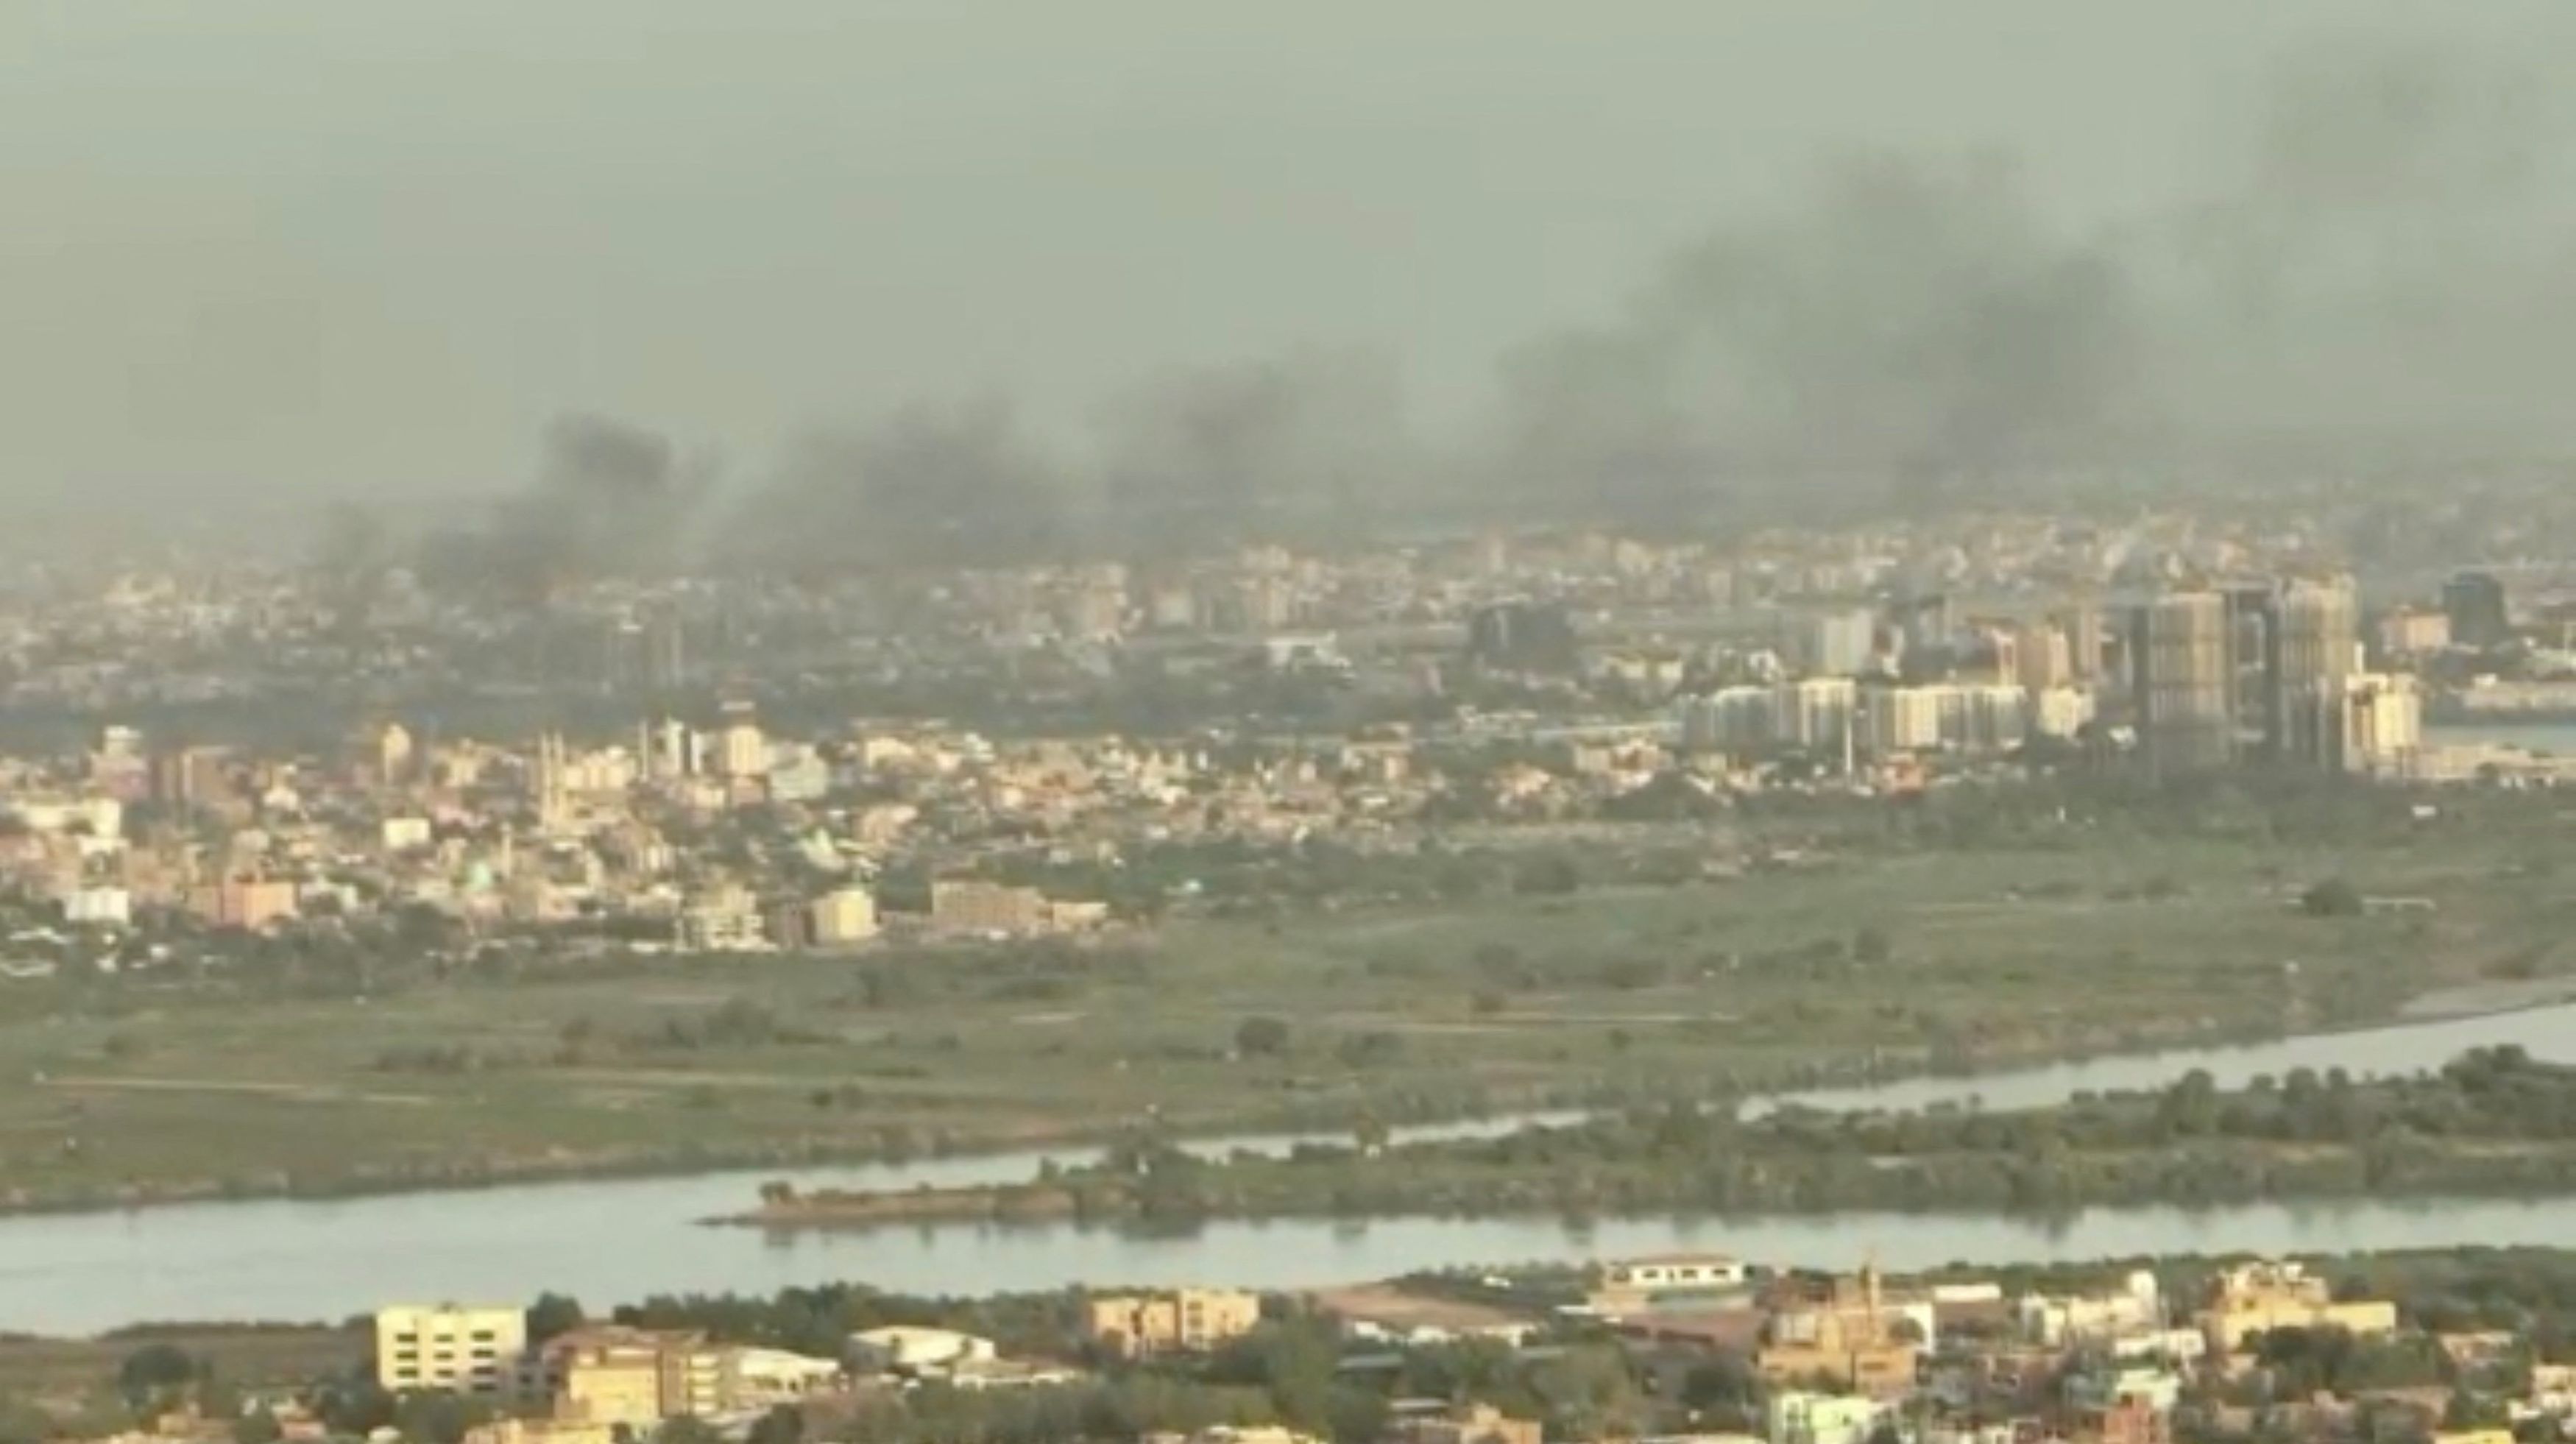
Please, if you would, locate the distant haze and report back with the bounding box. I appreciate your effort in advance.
[7,0,2576,551]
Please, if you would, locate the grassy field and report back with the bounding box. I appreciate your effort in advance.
[1,808,2572,1209]
[0,1326,361,1401]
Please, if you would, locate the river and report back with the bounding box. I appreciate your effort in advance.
[4,1001,2575,1336]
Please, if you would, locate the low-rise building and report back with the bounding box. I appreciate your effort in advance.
[930,879,1050,936]
[809,888,881,948]
[1765,1390,1892,1444]
[847,1326,997,1374]
[375,1305,527,1397]
[1388,1404,1543,1444]
[2195,1261,2396,1353]
[1084,1288,1262,1358]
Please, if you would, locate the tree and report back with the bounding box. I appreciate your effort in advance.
[659,1417,723,1444]
[2301,878,2366,918]
[393,1392,493,1444]
[118,1343,199,1406]
[528,1292,587,1344]
[747,1406,804,1444]
[1234,1016,1291,1058]
[1512,854,1582,896]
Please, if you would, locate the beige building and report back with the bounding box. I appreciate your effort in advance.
[2377,607,2452,658]
[930,879,1050,936]
[543,1327,723,1427]
[537,1328,835,1425]
[2342,674,2424,778]
[2195,1261,2397,1353]
[809,888,881,948]
[1083,1288,1262,1358]
[1756,1265,1926,1398]
[190,874,298,932]
[1389,1405,1540,1444]
[375,1305,527,1396]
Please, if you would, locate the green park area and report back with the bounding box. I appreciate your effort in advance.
[2,784,2574,1211]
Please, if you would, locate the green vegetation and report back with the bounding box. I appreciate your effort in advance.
[729,1047,2576,1225]
[2,780,2574,1211]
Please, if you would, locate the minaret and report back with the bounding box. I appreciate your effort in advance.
[535,732,570,834]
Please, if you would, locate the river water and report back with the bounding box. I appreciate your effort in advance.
[4,1002,2575,1336]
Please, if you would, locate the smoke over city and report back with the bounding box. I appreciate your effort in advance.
[418,413,713,601]
[328,24,2576,586]
[720,397,1067,576]
[1490,150,2137,525]
[2135,34,2576,461]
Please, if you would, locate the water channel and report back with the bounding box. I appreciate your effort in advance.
[4,1001,2573,1335]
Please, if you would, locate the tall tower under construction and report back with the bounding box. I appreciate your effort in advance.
[2131,590,2235,773]
[2274,579,2358,769]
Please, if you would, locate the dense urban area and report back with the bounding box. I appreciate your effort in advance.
[19,1248,2576,1444]
[26,7,2576,1444]
[10,502,2576,1444]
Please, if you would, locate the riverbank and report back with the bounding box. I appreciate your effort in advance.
[705,1045,2576,1231]
[13,997,2576,1333]
[20,984,2576,1223]
[0,1005,2313,1220]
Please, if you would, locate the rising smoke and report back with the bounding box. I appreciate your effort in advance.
[417,413,712,602]
[362,28,2576,588]
[720,396,1068,576]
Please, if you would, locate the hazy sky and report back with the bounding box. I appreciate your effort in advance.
[6,0,2572,520]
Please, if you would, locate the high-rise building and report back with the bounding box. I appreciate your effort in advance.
[2275,580,2359,768]
[2342,674,2424,779]
[2062,606,2107,684]
[2132,592,2235,773]
[1677,687,1778,753]
[644,607,688,692]
[2031,687,2097,740]
[2444,571,2510,649]
[1467,601,1580,674]
[714,700,768,780]
[1794,608,1878,678]
[1862,687,1944,755]
[1938,684,2030,753]
[2014,621,2073,693]
[1774,677,1858,754]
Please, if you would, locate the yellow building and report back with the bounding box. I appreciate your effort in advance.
[375,1305,527,1396]
[809,888,881,947]
[1084,1288,1262,1358]
[539,1328,829,1424]
[2195,1261,2399,1353]
[190,874,299,932]
[1755,1265,1924,1398]
[1390,1404,1541,1444]
[930,880,1051,936]
[543,1327,729,1426]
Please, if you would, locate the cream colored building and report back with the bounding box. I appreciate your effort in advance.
[930,879,1050,937]
[1084,1288,1262,1358]
[375,1305,527,1396]
[2196,1261,2397,1353]
[544,1327,720,1427]
[537,1328,835,1424]
[809,888,881,947]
